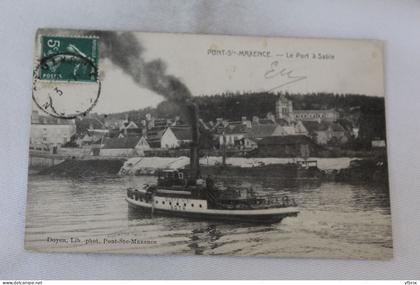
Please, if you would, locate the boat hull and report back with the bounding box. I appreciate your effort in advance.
[126,197,299,224]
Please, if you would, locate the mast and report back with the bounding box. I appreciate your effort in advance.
[188,103,200,181]
[222,131,226,166]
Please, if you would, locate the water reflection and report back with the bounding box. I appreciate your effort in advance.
[187,225,223,255]
[127,205,154,221]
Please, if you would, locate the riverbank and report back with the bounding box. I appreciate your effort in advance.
[38,159,125,177]
[118,156,357,176]
[31,155,388,184]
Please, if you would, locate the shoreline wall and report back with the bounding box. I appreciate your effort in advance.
[38,159,126,177]
[28,156,65,170]
[30,156,388,184]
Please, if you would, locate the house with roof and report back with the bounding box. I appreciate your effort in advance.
[30,109,76,151]
[218,123,249,147]
[217,116,313,150]
[145,127,166,148]
[76,133,96,146]
[119,121,143,137]
[272,125,297,136]
[294,121,309,135]
[237,137,258,150]
[302,121,348,145]
[255,135,317,157]
[160,126,192,149]
[136,136,151,154]
[100,136,149,156]
[328,122,348,144]
[244,124,276,140]
[84,128,108,145]
[221,115,282,139]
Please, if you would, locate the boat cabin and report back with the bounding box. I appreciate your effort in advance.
[157,169,186,187]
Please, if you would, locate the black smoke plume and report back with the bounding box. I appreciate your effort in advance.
[86,31,200,178]
[87,31,193,108]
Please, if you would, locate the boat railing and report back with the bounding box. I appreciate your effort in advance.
[254,195,297,208]
[213,194,297,210]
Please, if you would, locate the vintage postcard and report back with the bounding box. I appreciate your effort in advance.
[26,28,392,259]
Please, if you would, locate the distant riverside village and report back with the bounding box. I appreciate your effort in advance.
[29,94,387,159]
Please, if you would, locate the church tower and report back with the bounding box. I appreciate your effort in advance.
[275,95,293,121]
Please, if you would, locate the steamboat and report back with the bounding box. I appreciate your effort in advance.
[126,104,299,223]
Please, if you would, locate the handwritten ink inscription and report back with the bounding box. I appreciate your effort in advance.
[264,60,307,92]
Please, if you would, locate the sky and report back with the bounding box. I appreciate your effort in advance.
[92,32,385,114]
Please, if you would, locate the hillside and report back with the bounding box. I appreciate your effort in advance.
[78,92,386,143]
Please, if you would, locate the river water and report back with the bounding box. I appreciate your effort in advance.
[25,175,392,259]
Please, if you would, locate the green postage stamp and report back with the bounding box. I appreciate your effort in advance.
[39,35,98,82]
[33,33,101,119]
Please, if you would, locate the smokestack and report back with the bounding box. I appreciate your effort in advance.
[188,103,200,181]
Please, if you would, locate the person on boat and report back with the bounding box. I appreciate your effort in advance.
[196,176,206,187]
[205,176,218,205]
[205,176,215,190]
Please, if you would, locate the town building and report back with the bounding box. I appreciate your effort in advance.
[219,123,248,146]
[294,121,309,135]
[120,121,143,137]
[100,136,149,156]
[245,124,277,141]
[272,125,297,136]
[292,110,339,122]
[136,136,152,154]
[161,126,192,149]
[145,127,165,148]
[216,114,314,150]
[275,96,294,121]
[275,95,339,122]
[30,109,76,151]
[237,137,258,150]
[256,135,315,157]
[76,133,96,146]
[302,121,348,145]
